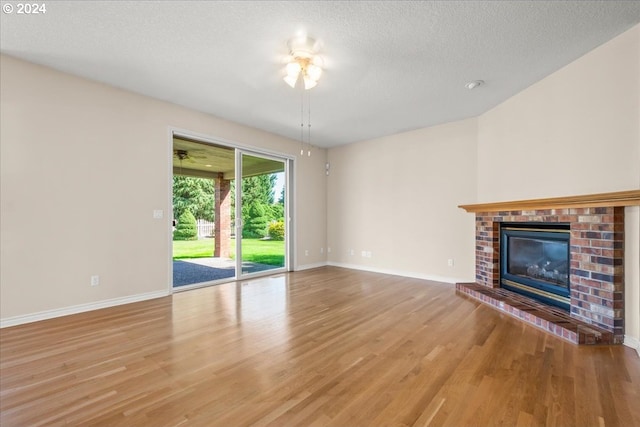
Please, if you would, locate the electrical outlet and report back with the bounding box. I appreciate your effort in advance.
[448,259,455,267]
[320,247,324,254]
[327,247,331,253]
[90,275,100,286]
[305,249,309,256]
[349,249,354,256]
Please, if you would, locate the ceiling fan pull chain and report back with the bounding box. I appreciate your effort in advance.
[307,90,311,156]
[300,85,305,156]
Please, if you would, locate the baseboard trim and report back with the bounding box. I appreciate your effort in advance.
[0,290,170,328]
[296,261,328,271]
[326,261,471,285]
[624,335,640,357]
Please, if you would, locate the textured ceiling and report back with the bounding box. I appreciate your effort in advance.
[1,1,639,148]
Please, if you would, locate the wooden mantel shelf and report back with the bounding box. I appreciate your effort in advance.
[459,189,640,213]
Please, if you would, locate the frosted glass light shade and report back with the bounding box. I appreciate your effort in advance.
[286,61,301,76]
[303,75,317,90]
[284,62,302,88]
[284,74,299,88]
[306,64,322,81]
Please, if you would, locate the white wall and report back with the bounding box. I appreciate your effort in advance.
[327,119,477,283]
[0,54,327,323]
[477,24,640,350]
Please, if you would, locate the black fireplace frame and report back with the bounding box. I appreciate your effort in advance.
[500,222,571,311]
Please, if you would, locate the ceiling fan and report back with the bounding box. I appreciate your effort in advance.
[173,149,206,163]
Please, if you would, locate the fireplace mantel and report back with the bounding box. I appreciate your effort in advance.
[459,189,640,213]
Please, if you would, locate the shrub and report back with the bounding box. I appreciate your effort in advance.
[268,220,285,240]
[242,203,269,238]
[173,210,198,241]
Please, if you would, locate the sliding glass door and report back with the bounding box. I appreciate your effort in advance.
[236,152,287,276]
[171,133,290,290]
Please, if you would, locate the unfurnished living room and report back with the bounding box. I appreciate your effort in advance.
[1,1,639,426]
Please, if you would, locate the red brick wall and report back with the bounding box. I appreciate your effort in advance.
[214,174,232,258]
[474,207,625,340]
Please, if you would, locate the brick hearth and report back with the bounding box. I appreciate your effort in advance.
[455,283,614,344]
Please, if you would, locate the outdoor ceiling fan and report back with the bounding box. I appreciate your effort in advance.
[173,149,205,163]
[173,149,209,176]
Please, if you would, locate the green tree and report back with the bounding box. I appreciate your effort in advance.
[242,174,276,207]
[269,203,284,222]
[173,210,198,241]
[173,176,214,221]
[278,185,285,205]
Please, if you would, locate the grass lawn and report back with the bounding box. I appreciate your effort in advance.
[173,238,285,266]
[172,238,216,259]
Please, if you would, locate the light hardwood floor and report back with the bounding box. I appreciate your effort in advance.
[1,267,639,426]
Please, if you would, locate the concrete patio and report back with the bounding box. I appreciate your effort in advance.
[173,257,279,287]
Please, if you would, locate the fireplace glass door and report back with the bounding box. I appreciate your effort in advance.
[500,224,570,310]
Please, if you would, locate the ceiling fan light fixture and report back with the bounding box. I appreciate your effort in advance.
[283,34,323,159]
[284,36,323,90]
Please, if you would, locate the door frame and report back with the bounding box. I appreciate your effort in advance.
[168,127,295,293]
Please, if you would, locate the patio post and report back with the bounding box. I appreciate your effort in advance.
[214,173,231,258]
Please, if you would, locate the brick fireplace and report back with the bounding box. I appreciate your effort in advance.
[457,190,640,345]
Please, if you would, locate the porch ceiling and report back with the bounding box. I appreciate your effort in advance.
[172,137,284,180]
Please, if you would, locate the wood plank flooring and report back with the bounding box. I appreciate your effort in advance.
[1,266,639,426]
